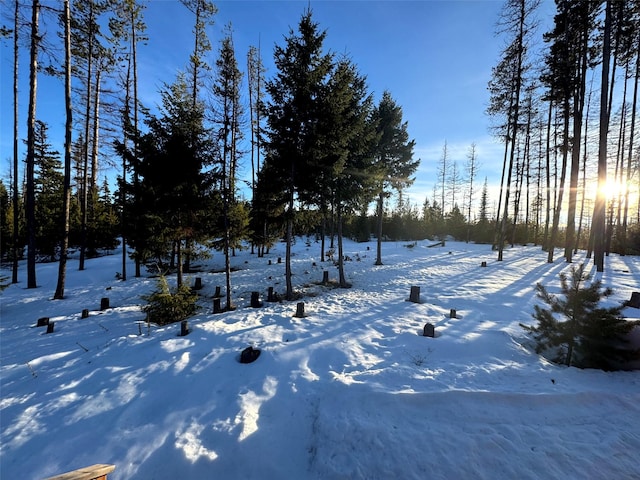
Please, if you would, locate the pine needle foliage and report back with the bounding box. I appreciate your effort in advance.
[521,264,639,370]
[142,274,198,326]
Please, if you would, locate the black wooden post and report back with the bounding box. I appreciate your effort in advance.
[409,286,420,303]
[193,277,202,290]
[36,317,50,327]
[213,298,222,314]
[81,309,89,319]
[277,257,282,264]
[180,320,189,336]
[267,286,276,302]
[251,291,262,308]
[481,261,487,267]
[294,302,305,318]
[423,323,435,337]
[450,309,457,319]
[628,292,640,308]
[46,322,55,334]
[100,297,110,310]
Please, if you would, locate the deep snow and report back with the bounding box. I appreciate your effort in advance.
[1,239,639,479]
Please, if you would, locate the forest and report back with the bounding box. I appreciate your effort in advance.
[1,0,639,302]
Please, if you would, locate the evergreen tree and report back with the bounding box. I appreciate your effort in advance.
[264,8,333,300]
[446,204,468,241]
[142,274,198,326]
[372,91,418,265]
[32,121,64,261]
[475,177,492,243]
[89,178,119,253]
[134,74,213,284]
[522,263,639,370]
[320,57,376,287]
[211,27,246,310]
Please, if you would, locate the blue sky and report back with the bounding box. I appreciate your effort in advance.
[1,0,555,212]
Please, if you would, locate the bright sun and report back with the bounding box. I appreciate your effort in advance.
[599,179,626,200]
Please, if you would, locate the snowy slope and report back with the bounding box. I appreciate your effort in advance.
[1,239,639,479]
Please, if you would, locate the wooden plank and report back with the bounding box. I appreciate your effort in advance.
[44,464,115,480]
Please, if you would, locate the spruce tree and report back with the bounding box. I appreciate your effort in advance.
[264,8,333,300]
[134,74,213,282]
[32,121,64,262]
[522,263,639,370]
[372,91,418,266]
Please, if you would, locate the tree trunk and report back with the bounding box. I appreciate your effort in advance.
[54,0,73,300]
[542,97,553,250]
[176,237,183,288]
[11,0,19,284]
[375,191,384,265]
[547,97,570,264]
[497,0,527,261]
[25,0,40,289]
[132,5,141,278]
[593,0,611,273]
[320,214,326,262]
[337,203,347,288]
[285,211,293,301]
[79,0,95,271]
[575,75,593,254]
[493,118,511,249]
[621,38,639,255]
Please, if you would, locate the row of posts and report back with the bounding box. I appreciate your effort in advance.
[36,297,111,334]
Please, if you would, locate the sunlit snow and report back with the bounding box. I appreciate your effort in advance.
[1,238,639,479]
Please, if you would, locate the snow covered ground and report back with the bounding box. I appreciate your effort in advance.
[1,239,639,479]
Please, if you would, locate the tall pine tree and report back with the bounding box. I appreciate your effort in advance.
[264,9,333,300]
[372,91,418,266]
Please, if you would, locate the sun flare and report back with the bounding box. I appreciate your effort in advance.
[598,179,626,200]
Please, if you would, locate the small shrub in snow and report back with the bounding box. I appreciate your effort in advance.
[521,264,639,370]
[142,275,198,326]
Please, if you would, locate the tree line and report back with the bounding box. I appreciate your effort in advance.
[486,0,639,269]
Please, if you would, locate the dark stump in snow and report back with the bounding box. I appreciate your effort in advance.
[180,320,190,336]
[100,297,110,310]
[423,323,435,338]
[267,286,278,302]
[239,346,261,364]
[213,298,223,314]
[36,317,50,327]
[81,309,90,319]
[251,291,262,308]
[294,302,306,318]
[409,286,421,303]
